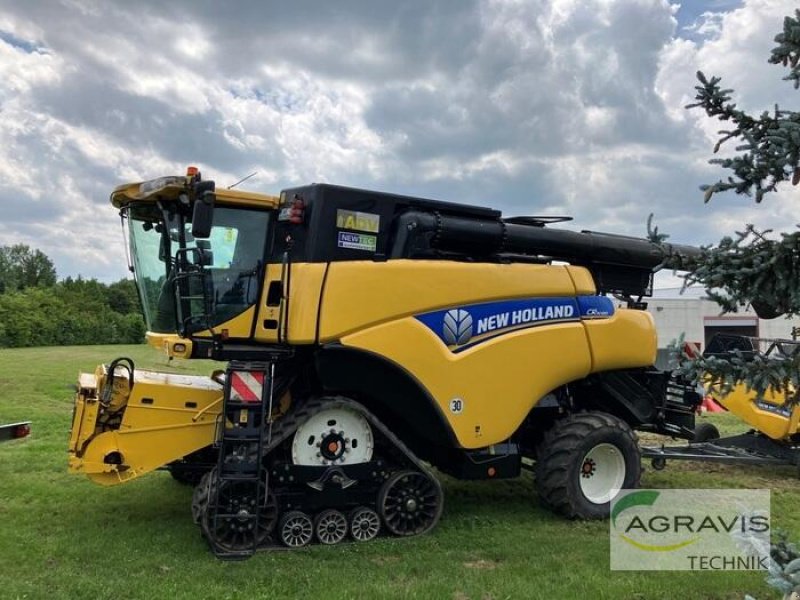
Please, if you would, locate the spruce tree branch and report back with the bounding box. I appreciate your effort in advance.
[688,14,800,203]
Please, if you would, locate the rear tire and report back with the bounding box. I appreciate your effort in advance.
[535,411,640,519]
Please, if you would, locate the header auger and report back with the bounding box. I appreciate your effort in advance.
[69,169,703,558]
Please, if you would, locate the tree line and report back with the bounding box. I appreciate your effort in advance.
[0,244,145,348]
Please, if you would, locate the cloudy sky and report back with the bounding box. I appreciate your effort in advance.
[0,0,797,284]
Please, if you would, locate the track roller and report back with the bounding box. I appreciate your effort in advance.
[349,507,380,542]
[314,509,348,545]
[279,511,314,547]
[378,470,443,536]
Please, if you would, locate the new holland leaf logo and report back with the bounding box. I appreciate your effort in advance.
[443,309,473,346]
[612,490,699,552]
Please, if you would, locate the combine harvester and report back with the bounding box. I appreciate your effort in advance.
[69,168,707,558]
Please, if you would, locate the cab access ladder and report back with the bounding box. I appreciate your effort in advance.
[207,361,275,559]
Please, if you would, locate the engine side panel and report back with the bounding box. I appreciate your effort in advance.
[341,317,592,448]
[318,260,588,341]
[582,309,657,371]
[317,260,658,449]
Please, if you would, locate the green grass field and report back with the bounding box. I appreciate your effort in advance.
[1,345,798,599]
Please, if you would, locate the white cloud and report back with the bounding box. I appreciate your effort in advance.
[656,0,798,219]
[0,0,795,287]
[683,10,726,38]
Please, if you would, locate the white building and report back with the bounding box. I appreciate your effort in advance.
[646,286,799,351]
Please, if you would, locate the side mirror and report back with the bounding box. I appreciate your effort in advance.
[192,180,215,238]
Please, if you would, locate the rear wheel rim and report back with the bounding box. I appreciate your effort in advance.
[291,406,374,466]
[579,443,626,504]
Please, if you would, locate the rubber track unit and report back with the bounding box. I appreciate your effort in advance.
[534,411,640,519]
[192,396,334,525]
[192,395,443,549]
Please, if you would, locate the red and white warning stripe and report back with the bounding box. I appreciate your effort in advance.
[683,341,702,359]
[229,371,265,403]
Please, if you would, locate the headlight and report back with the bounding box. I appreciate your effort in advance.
[138,176,185,195]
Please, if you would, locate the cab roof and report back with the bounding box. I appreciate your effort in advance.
[110,175,280,210]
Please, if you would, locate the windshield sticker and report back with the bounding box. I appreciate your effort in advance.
[336,209,380,233]
[337,231,377,252]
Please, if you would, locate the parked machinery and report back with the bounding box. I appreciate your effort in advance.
[0,422,30,443]
[69,169,702,557]
[643,335,800,471]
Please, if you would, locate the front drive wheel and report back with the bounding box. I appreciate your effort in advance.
[534,412,641,519]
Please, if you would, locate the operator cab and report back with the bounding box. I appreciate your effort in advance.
[114,168,279,340]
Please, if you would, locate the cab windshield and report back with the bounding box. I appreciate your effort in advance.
[126,202,270,334]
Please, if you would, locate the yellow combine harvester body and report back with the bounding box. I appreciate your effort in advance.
[70,261,657,480]
[68,170,703,556]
